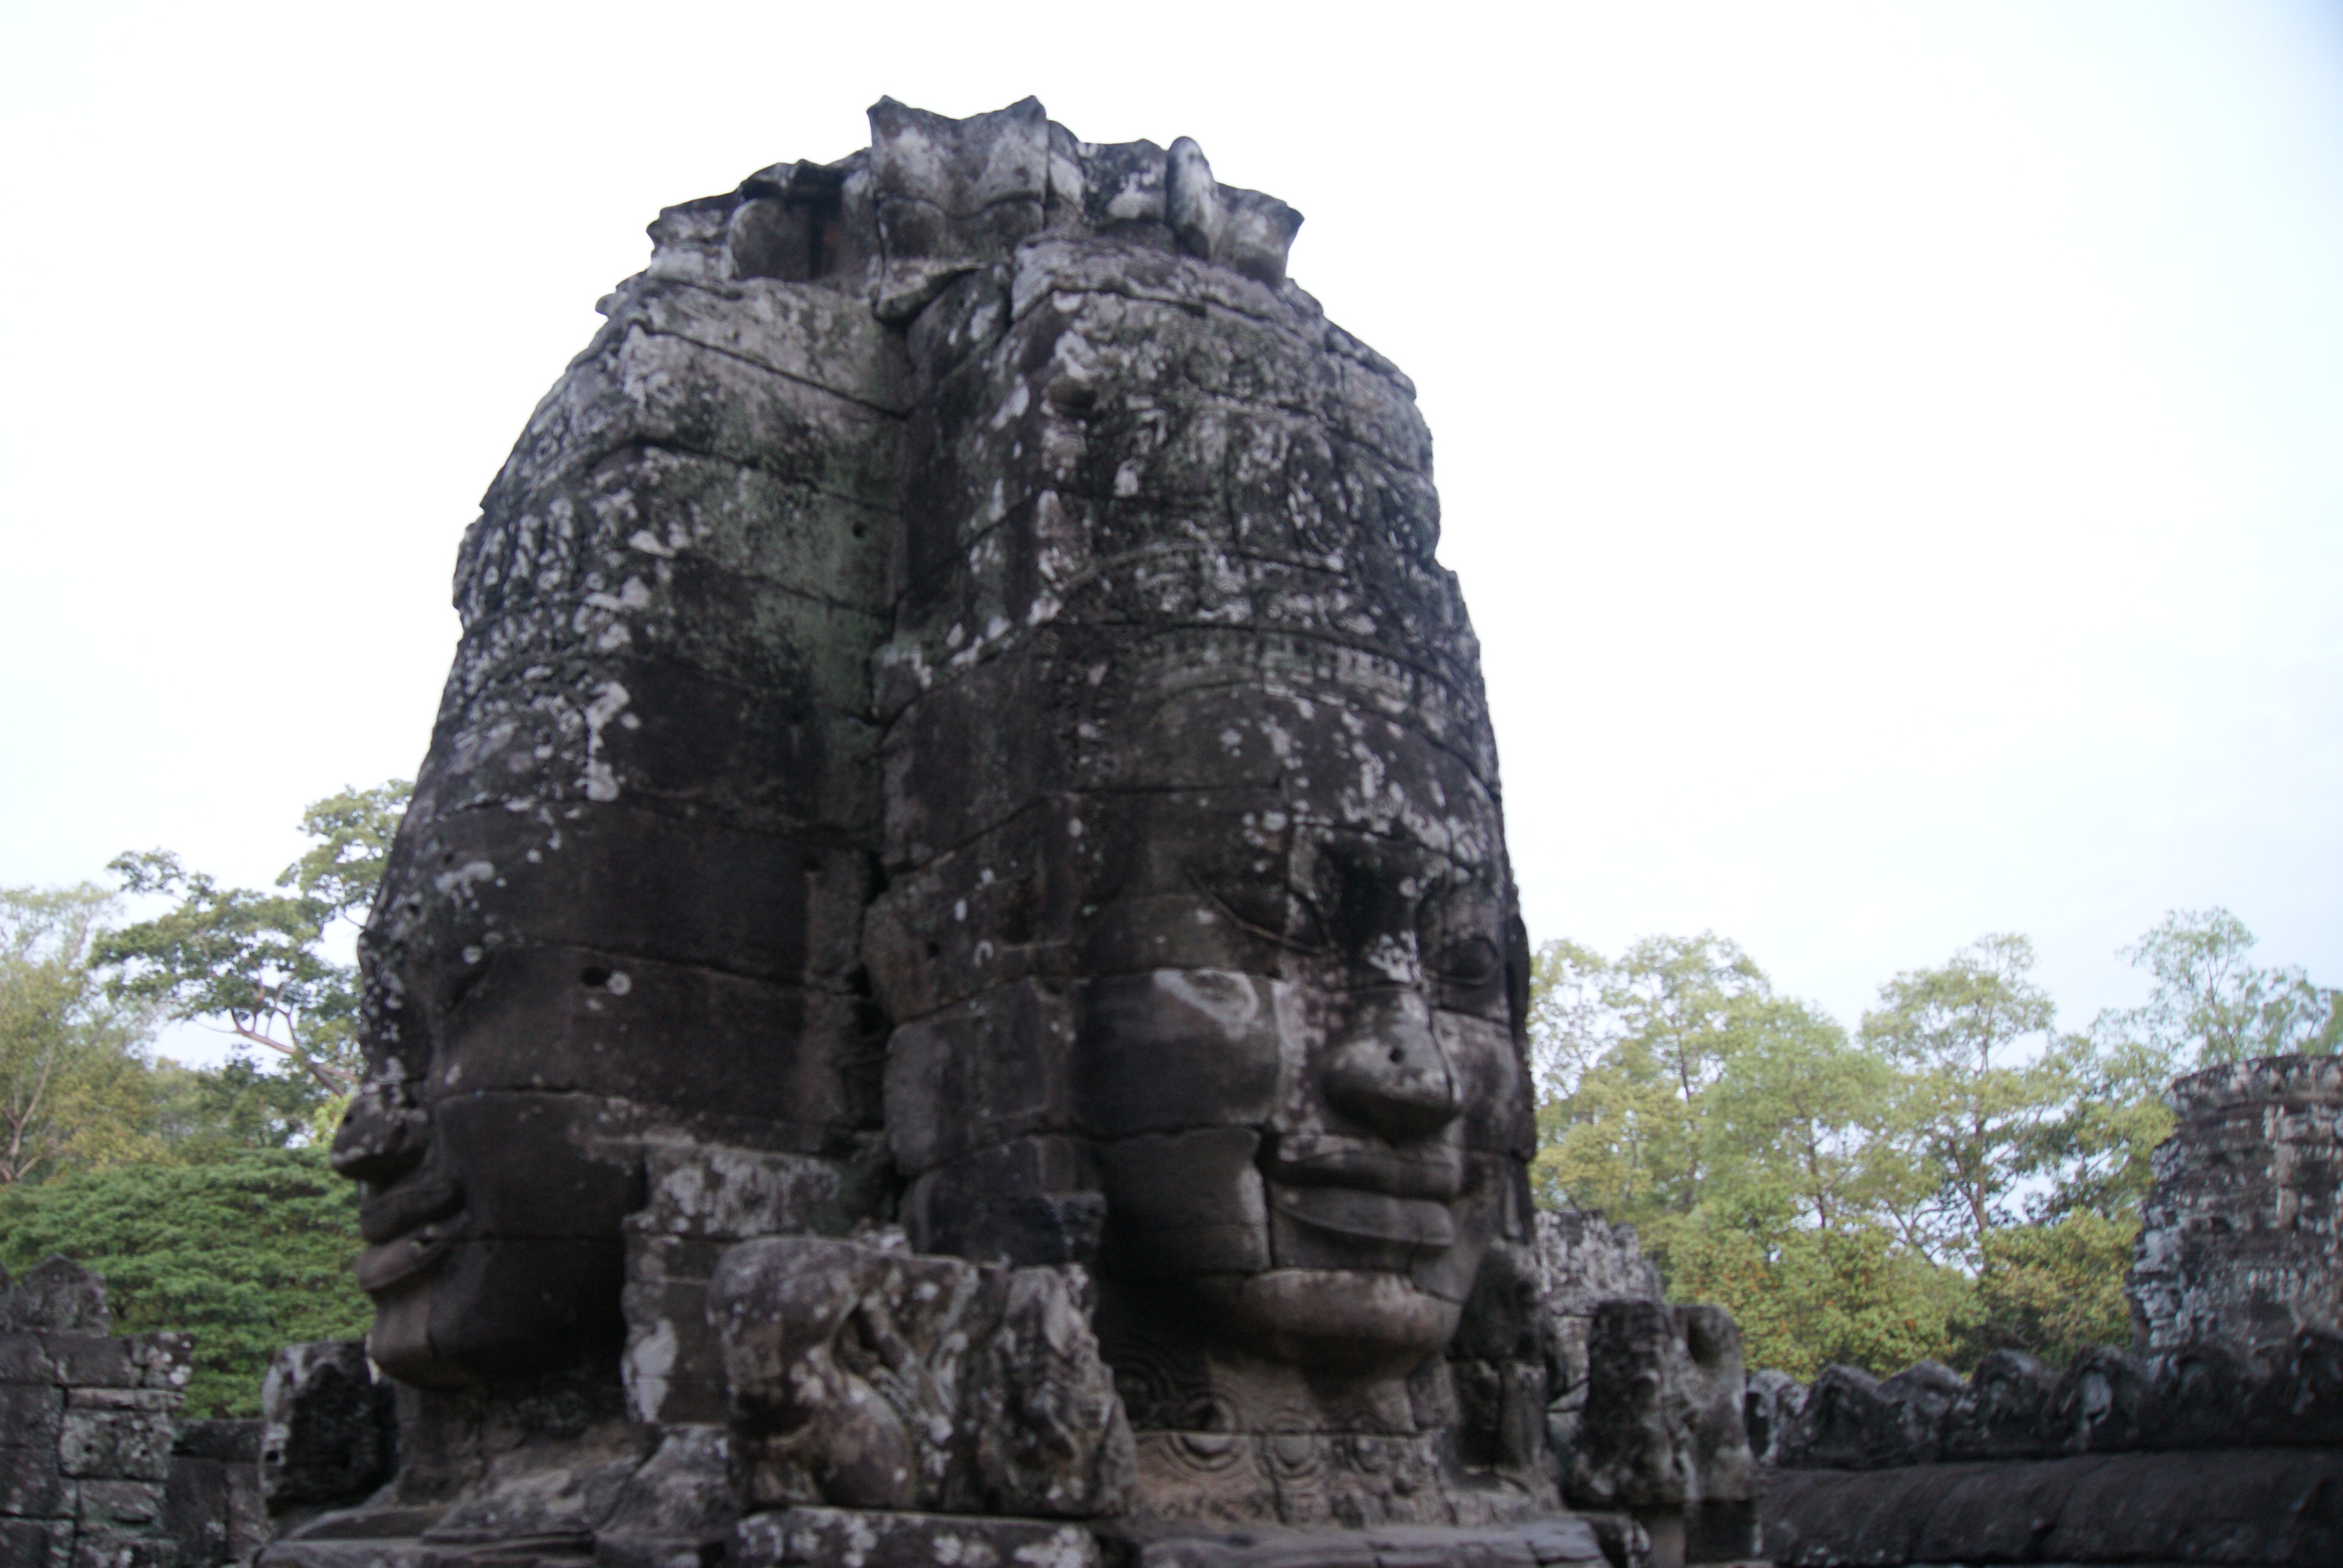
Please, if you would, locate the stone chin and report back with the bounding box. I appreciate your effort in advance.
[1191,1269,1463,1375]
[358,1233,626,1389]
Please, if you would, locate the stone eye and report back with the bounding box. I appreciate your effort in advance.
[1201,880,1331,952]
[1430,936,1501,990]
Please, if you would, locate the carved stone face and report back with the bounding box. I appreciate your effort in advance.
[1075,683,1525,1382]
[330,978,643,1388]
[329,803,873,1390]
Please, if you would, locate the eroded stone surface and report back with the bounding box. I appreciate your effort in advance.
[261,1342,394,1515]
[712,1235,1132,1518]
[2132,1055,2343,1353]
[737,1505,1102,1568]
[1562,1302,1753,1540]
[0,1261,192,1568]
[1761,1448,2343,1567]
[303,93,1730,1560]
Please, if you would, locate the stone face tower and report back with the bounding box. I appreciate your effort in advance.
[318,98,1583,1555]
[2131,1055,2343,1351]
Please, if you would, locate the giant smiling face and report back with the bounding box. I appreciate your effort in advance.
[1073,680,1529,1379]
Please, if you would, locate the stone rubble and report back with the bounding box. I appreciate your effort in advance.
[710,1233,1133,1519]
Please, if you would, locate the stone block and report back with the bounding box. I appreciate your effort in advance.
[1774,1359,1959,1471]
[2147,1335,2267,1449]
[483,309,904,520]
[165,1446,270,1568]
[631,1145,852,1244]
[2039,1446,2343,1565]
[0,1445,71,1518]
[2039,1344,2154,1454]
[620,1275,727,1428]
[1095,1129,1268,1276]
[59,1402,175,1481]
[1773,1365,1889,1471]
[168,1421,260,1466]
[1525,1213,1663,1321]
[735,1506,1100,1568]
[1451,1241,1545,1366]
[1938,1348,2055,1462]
[0,1382,63,1448]
[859,805,1078,1022]
[1075,972,1286,1140]
[1761,1449,2343,1568]
[76,1480,165,1531]
[67,1526,179,1568]
[120,1338,192,1400]
[1116,1518,1379,1568]
[903,1135,1106,1268]
[712,1235,1133,1518]
[1565,1301,1750,1512]
[1741,1370,1803,1468]
[0,1332,54,1384]
[883,979,1078,1176]
[422,947,872,1135]
[0,1518,73,1568]
[258,1343,392,1512]
[1872,1361,1960,1465]
[42,1336,135,1391]
[375,804,876,997]
[0,1259,110,1334]
[2250,1324,2343,1445]
[595,1425,735,1567]
[459,444,895,627]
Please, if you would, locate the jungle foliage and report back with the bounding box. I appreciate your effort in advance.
[0,784,405,1413]
[1530,910,2339,1377]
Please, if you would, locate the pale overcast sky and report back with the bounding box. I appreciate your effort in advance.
[3,0,2338,1060]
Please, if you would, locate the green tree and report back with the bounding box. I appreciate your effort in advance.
[0,886,156,1185]
[2099,907,2339,1069]
[1666,1218,1969,1379]
[0,1149,370,1415]
[1534,934,1771,1226]
[1697,996,1897,1236]
[1529,933,1959,1373]
[1955,1209,2137,1368]
[1861,934,2064,1266]
[148,1053,336,1163]
[96,781,409,1097]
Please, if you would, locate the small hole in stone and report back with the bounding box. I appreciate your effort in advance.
[580,966,612,988]
[924,941,942,959]
[1388,1047,1406,1065]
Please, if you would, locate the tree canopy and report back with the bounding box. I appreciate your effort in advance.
[0,783,407,1413]
[1530,907,2333,1378]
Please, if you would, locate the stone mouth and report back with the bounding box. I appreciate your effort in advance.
[359,1174,464,1244]
[1260,1132,1465,1200]
[355,1172,467,1293]
[353,1223,461,1294]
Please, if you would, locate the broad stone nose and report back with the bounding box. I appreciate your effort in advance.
[1322,995,1461,1140]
